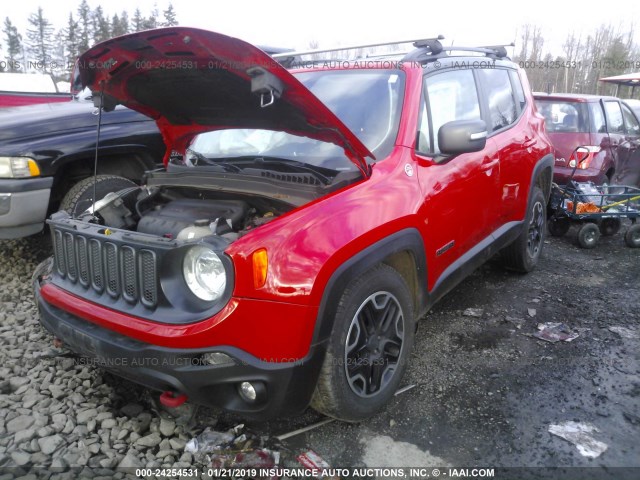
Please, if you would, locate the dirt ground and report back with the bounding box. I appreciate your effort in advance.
[1,222,638,479]
[219,223,640,478]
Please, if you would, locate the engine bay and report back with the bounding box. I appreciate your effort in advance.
[77,185,290,244]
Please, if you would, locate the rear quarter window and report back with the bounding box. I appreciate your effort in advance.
[604,101,625,134]
[535,101,589,133]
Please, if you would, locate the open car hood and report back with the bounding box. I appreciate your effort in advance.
[77,27,373,174]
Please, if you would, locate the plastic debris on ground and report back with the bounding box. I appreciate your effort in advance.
[548,421,608,458]
[531,322,579,343]
[185,424,279,475]
[463,308,483,317]
[394,384,416,396]
[608,326,638,339]
[298,450,340,479]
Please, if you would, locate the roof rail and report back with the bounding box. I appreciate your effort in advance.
[403,43,514,64]
[271,35,445,60]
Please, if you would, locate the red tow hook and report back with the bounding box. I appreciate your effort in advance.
[159,391,188,408]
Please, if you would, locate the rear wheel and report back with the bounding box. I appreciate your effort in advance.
[624,224,640,248]
[502,186,546,272]
[599,218,622,236]
[60,175,137,217]
[577,223,600,249]
[311,264,415,422]
[548,217,571,237]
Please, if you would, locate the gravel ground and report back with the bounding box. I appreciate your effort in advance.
[0,226,638,479]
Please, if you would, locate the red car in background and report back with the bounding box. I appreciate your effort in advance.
[534,93,640,188]
[0,72,70,108]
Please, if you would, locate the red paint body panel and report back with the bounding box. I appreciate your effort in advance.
[41,282,317,360]
[0,92,70,108]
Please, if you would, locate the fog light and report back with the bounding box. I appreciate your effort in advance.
[238,381,257,402]
[201,352,234,366]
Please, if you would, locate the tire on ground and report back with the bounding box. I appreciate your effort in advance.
[577,223,600,249]
[311,263,415,422]
[60,175,137,217]
[501,186,546,272]
[624,224,640,248]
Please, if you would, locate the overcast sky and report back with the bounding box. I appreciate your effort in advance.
[2,0,639,56]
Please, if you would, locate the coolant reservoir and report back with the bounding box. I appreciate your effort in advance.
[176,219,214,241]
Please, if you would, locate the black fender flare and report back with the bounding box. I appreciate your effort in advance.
[529,153,555,203]
[312,228,428,346]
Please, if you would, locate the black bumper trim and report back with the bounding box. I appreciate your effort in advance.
[35,280,326,419]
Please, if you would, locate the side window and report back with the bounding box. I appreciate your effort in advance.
[479,69,517,131]
[621,103,640,136]
[424,69,481,153]
[590,103,606,133]
[604,101,625,134]
[509,70,526,111]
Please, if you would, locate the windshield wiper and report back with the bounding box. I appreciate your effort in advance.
[187,150,242,173]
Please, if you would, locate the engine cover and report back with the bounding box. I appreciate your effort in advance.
[137,199,248,238]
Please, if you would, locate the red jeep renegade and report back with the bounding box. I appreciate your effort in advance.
[34,28,554,421]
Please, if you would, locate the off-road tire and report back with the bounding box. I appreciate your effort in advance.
[577,223,600,249]
[502,186,546,272]
[624,224,640,248]
[311,264,415,422]
[60,175,137,217]
[599,218,621,236]
[548,217,571,237]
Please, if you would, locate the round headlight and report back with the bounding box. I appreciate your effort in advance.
[183,246,226,301]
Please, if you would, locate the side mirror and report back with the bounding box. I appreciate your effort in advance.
[438,119,488,155]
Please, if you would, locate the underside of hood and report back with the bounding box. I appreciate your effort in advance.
[76,27,373,174]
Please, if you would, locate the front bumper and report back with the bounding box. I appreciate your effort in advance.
[0,177,53,238]
[34,276,327,419]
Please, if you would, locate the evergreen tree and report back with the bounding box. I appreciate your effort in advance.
[3,17,23,72]
[162,3,178,27]
[26,7,54,72]
[63,13,79,65]
[132,8,144,32]
[143,3,160,30]
[120,11,130,34]
[111,13,127,37]
[93,6,110,43]
[77,0,92,52]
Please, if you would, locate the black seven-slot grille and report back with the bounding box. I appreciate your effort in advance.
[52,227,158,308]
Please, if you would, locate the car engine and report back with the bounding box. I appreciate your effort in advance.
[75,185,285,244]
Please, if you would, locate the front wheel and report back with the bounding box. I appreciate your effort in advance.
[311,264,415,422]
[577,223,600,249]
[501,186,546,272]
[60,175,137,217]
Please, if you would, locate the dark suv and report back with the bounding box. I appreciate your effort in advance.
[34,28,554,421]
[534,93,640,188]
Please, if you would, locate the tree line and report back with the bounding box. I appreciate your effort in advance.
[515,23,640,98]
[0,1,178,82]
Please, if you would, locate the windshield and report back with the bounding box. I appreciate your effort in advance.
[181,70,405,176]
